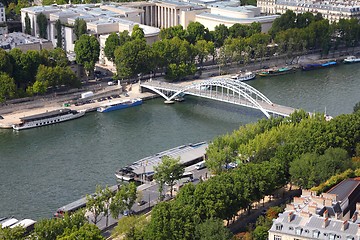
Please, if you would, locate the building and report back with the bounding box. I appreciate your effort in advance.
[269,179,360,240]
[257,0,360,23]
[0,2,7,35]
[20,1,279,65]
[20,4,160,53]
[0,32,53,51]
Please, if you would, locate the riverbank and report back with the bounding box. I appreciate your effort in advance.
[0,84,157,129]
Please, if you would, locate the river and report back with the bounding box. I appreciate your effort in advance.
[0,63,359,220]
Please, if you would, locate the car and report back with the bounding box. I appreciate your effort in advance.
[124,93,129,97]
[137,200,147,206]
[123,210,134,216]
[210,73,217,77]
[0,115,3,120]
[111,94,120,98]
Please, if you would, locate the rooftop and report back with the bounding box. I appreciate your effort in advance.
[0,32,49,50]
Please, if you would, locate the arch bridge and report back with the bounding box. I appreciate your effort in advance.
[140,78,296,118]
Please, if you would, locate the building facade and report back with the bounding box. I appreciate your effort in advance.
[257,0,360,22]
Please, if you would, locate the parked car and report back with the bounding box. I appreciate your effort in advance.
[137,200,147,206]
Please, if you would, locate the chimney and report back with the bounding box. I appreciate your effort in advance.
[324,198,333,207]
[286,204,296,211]
[323,218,330,228]
[300,211,312,218]
[288,212,294,222]
[324,209,329,218]
[293,197,305,204]
[342,220,349,231]
[308,205,317,214]
[352,212,358,222]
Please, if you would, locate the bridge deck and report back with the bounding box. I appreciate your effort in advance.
[140,80,296,117]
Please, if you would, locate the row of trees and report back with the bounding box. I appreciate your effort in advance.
[0,48,80,102]
[103,22,261,81]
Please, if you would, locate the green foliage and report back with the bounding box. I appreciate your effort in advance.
[114,39,153,79]
[74,35,100,75]
[154,156,185,198]
[165,63,196,82]
[0,225,25,240]
[31,211,86,240]
[194,218,233,240]
[289,147,352,189]
[131,25,145,40]
[144,201,198,240]
[35,64,80,91]
[354,101,360,113]
[0,48,13,75]
[110,182,137,219]
[37,13,48,39]
[25,13,31,35]
[211,24,229,48]
[55,20,62,49]
[112,215,149,240]
[57,223,104,240]
[186,22,211,44]
[104,33,121,62]
[311,169,356,194]
[0,72,16,102]
[159,25,186,40]
[74,18,87,41]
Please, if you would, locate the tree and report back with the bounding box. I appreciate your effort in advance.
[25,12,31,35]
[186,22,210,44]
[86,185,106,225]
[212,24,229,48]
[104,33,120,62]
[32,211,86,240]
[159,25,186,40]
[0,73,16,102]
[113,215,149,240]
[57,223,104,240]
[55,19,62,48]
[0,49,13,75]
[0,226,25,240]
[153,156,185,198]
[74,34,100,77]
[110,182,137,219]
[74,18,87,40]
[114,39,153,79]
[354,101,360,113]
[36,13,48,39]
[195,218,233,240]
[131,24,145,40]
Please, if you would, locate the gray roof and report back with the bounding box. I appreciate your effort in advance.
[327,179,360,203]
[127,142,207,175]
[270,211,359,239]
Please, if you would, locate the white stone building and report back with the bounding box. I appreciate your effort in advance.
[257,0,360,23]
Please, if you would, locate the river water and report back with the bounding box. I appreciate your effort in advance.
[0,63,359,220]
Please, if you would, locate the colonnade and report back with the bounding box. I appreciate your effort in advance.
[139,5,179,28]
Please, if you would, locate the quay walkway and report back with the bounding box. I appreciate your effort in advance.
[140,78,297,118]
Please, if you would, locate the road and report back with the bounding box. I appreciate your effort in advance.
[88,165,209,236]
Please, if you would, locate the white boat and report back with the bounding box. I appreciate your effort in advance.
[344,56,360,64]
[12,109,85,131]
[231,71,256,81]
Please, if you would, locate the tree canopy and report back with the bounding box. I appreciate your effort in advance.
[74,34,100,76]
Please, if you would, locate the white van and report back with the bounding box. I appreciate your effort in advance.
[195,161,206,170]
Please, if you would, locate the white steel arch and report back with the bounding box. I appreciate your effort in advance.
[141,78,276,118]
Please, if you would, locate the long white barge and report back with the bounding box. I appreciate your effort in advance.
[115,142,208,183]
[12,109,85,130]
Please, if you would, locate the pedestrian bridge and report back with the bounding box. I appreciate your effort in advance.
[140,78,296,118]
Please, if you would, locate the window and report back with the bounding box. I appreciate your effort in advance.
[329,234,336,240]
[346,236,354,240]
[274,236,282,240]
[289,227,294,230]
[295,227,303,235]
[313,230,320,238]
[276,224,283,231]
